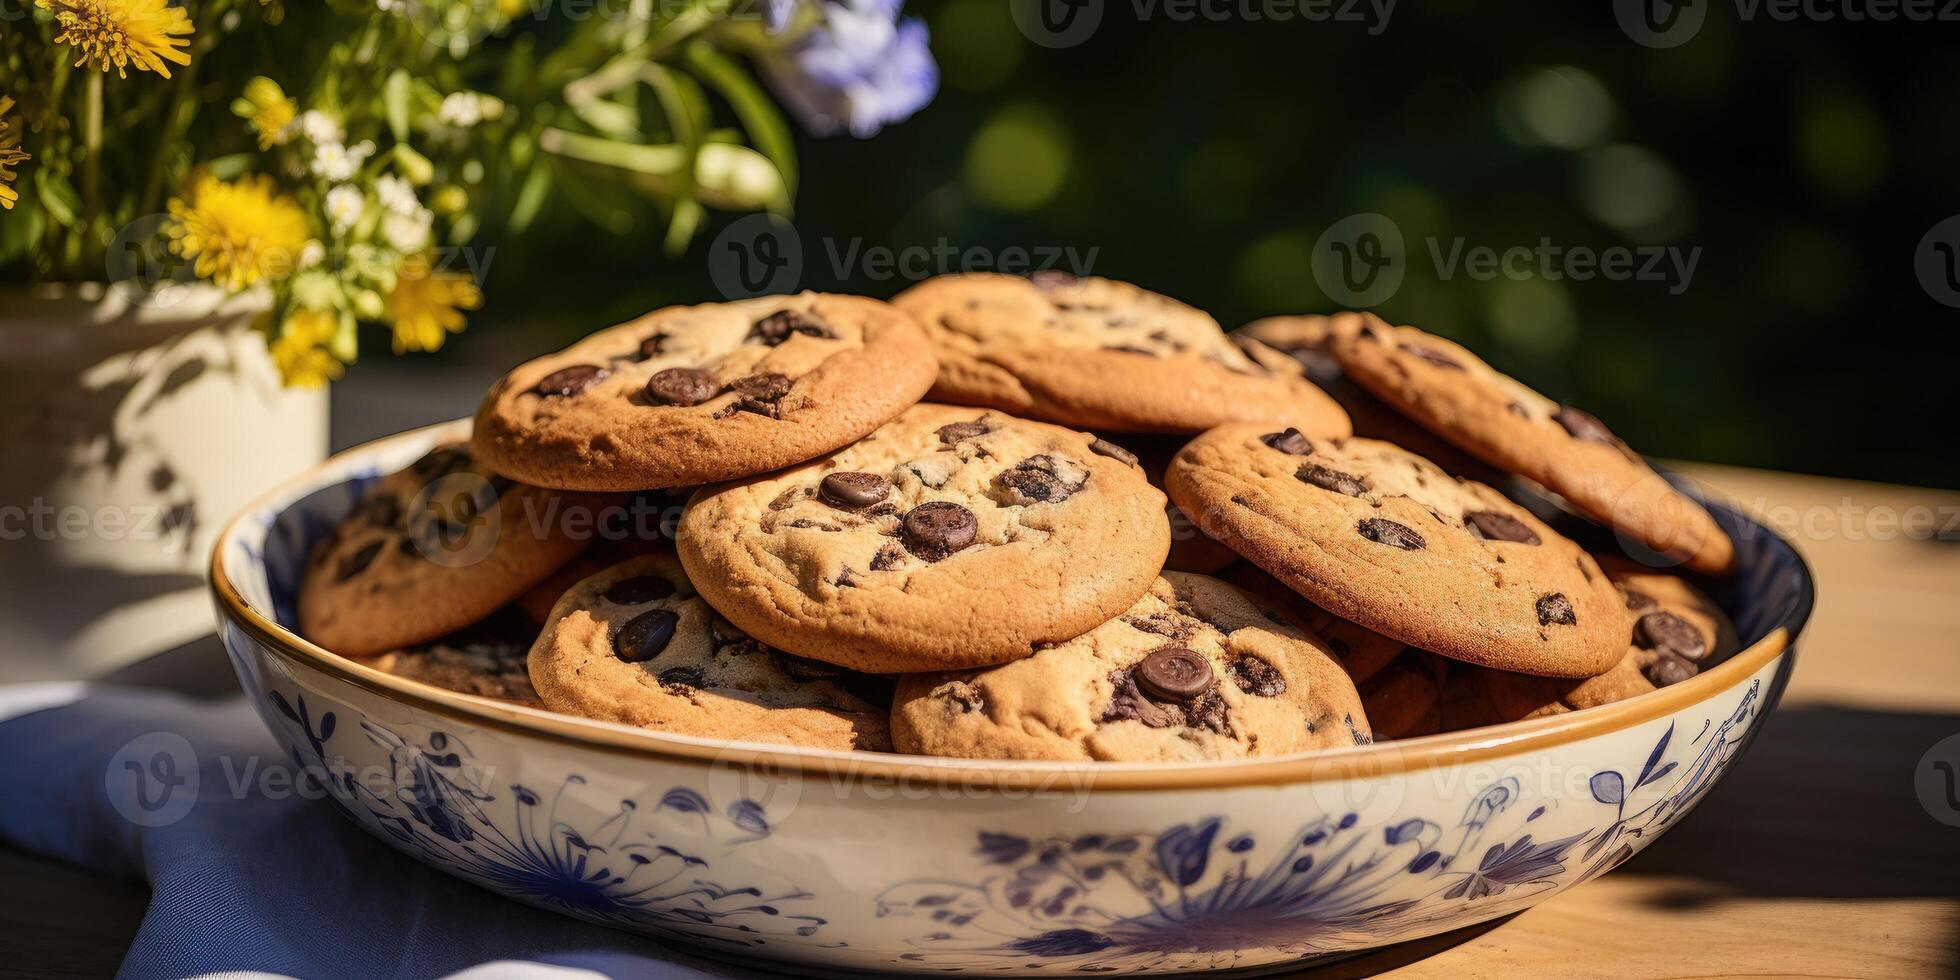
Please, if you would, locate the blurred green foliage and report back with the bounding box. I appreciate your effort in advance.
[465,1,1960,489]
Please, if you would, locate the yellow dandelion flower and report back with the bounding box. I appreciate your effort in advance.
[38,0,194,79]
[390,254,481,354]
[166,174,311,292]
[270,309,345,388]
[238,77,297,150]
[0,97,28,211]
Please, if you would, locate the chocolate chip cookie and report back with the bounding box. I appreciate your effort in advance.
[891,273,1351,435]
[1322,313,1735,574]
[1167,427,1629,677]
[1237,314,1504,483]
[890,572,1371,761]
[472,293,938,491]
[1459,558,1737,721]
[677,404,1171,673]
[372,614,541,706]
[299,443,609,657]
[528,553,893,751]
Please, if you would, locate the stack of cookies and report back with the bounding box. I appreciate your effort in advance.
[298,275,1737,762]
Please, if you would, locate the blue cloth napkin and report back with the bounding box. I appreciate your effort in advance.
[0,685,772,979]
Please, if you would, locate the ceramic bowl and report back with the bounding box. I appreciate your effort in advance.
[211,419,1813,976]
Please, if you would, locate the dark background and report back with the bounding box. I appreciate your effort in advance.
[424,0,1960,489]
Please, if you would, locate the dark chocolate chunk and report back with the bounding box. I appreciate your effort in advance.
[1134,648,1215,701]
[1227,655,1286,697]
[533,365,607,398]
[658,665,705,690]
[748,309,833,346]
[614,609,679,663]
[1262,428,1314,456]
[645,368,720,406]
[819,472,891,509]
[1555,405,1620,445]
[936,420,991,445]
[1298,463,1370,496]
[901,502,978,561]
[1634,611,1708,662]
[994,455,1087,505]
[1399,342,1464,370]
[1028,269,1077,290]
[1464,510,1541,545]
[1358,518,1425,550]
[1642,652,1699,686]
[1535,593,1577,627]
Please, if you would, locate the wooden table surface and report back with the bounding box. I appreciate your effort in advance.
[4,462,1957,979]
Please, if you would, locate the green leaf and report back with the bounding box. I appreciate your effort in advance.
[384,69,412,142]
[34,169,82,228]
[682,42,798,197]
[540,128,687,177]
[665,197,704,255]
[508,163,553,234]
[569,98,643,140]
[201,154,256,180]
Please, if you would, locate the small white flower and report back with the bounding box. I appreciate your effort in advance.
[299,240,327,269]
[438,92,483,128]
[382,208,434,252]
[375,174,421,217]
[310,141,375,182]
[298,110,343,146]
[325,185,365,233]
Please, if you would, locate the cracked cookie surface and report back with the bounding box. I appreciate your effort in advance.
[891,272,1351,435]
[528,553,893,750]
[1322,312,1734,574]
[891,573,1370,761]
[677,403,1171,673]
[1167,427,1628,677]
[472,292,938,491]
[299,442,608,657]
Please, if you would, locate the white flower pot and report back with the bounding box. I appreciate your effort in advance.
[0,283,328,680]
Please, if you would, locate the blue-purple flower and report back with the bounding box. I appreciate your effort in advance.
[758,0,938,138]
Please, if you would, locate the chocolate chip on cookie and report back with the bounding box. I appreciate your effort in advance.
[902,501,979,561]
[1535,593,1577,627]
[1262,428,1314,455]
[645,368,720,406]
[936,419,990,444]
[993,454,1088,505]
[614,609,679,662]
[1358,517,1425,550]
[1299,462,1370,496]
[819,472,891,509]
[749,309,834,346]
[1134,647,1215,701]
[1634,610,1707,661]
[1465,510,1541,545]
[532,365,608,398]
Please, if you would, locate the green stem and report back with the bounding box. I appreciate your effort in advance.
[140,8,220,218]
[81,70,102,279]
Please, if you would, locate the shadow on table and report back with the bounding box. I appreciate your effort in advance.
[1615,703,1960,902]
